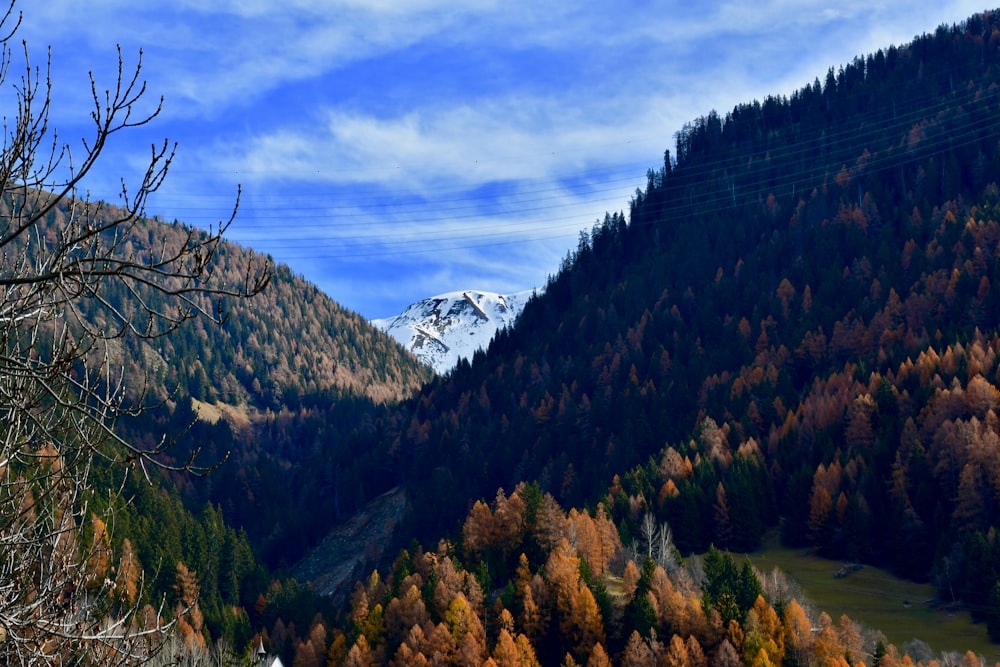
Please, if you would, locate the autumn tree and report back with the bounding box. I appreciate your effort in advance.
[647,564,688,637]
[620,630,655,667]
[384,584,429,646]
[664,633,691,667]
[463,500,495,557]
[493,629,521,667]
[115,538,142,606]
[444,592,486,660]
[545,538,582,635]
[811,612,846,666]
[587,642,612,667]
[713,484,734,548]
[293,622,327,667]
[743,596,784,666]
[713,638,741,667]
[571,584,605,660]
[520,582,545,641]
[622,560,641,600]
[493,628,541,667]
[423,622,458,664]
[781,598,814,666]
[390,625,428,667]
[515,633,543,667]
[836,614,863,666]
[343,635,377,667]
[685,636,707,667]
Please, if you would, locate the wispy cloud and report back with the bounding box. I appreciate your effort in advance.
[206,99,664,193]
[14,0,991,317]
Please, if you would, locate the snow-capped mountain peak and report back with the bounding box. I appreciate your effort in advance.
[372,290,534,374]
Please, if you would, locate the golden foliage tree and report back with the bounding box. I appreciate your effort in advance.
[587,642,612,667]
[384,584,429,646]
[620,630,655,667]
[462,500,494,556]
[343,635,377,667]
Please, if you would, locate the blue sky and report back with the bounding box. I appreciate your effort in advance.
[16,1,988,318]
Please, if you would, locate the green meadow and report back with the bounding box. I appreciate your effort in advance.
[743,545,999,662]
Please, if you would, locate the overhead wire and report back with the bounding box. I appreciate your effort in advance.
[125,55,1000,260]
[156,159,655,214]
[268,88,1000,258]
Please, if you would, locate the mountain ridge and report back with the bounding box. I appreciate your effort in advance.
[371,289,535,374]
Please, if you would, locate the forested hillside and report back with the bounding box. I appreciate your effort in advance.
[95,209,434,565]
[3,197,433,658]
[257,11,1000,666]
[78,205,434,410]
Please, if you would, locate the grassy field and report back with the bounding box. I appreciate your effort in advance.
[742,545,1000,662]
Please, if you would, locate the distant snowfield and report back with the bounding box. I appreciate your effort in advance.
[372,289,535,374]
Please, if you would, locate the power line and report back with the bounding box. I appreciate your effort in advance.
[254,88,1000,259]
[124,56,1000,262]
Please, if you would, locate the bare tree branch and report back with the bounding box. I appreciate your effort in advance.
[0,1,271,662]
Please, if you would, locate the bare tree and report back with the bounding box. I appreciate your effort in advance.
[143,635,245,667]
[635,512,678,574]
[0,1,269,663]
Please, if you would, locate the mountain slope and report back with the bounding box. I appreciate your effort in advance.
[387,11,1000,541]
[288,11,1000,660]
[76,208,434,410]
[372,290,534,374]
[0,192,434,654]
[98,212,435,564]
[44,204,435,614]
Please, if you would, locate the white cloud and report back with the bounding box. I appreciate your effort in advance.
[290,224,569,318]
[204,92,668,195]
[14,0,993,316]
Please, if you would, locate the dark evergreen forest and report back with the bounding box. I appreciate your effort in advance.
[67,9,1000,666]
[259,13,1000,662]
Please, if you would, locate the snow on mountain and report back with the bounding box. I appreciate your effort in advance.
[372,290,535,374]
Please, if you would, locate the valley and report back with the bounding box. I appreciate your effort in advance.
[8,5,1000,666]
